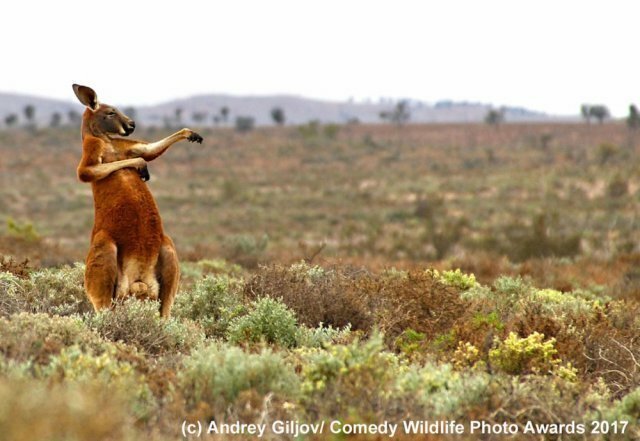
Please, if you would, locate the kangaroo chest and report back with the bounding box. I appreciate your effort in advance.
[99,143,126,164]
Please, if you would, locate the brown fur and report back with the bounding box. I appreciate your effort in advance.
[73,84,203,317]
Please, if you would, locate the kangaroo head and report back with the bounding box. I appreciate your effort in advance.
[72,84,136,137]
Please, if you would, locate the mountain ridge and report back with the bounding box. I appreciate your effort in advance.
[0,91,572,127]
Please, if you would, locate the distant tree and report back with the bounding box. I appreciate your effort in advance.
[580,104,591,124]
[235,116,255,133]
[192,111,207,125]
[50,112,62,128]
[4,114,18,127]
[68,110,81,124]
[174,107,183,127]
[589,105,609,124]
[627,104,640,130]
[212,115,221,126]
[484,107,505,126]
[220,106,230,123]
[23,105,35,128]
[270,107,285,126]
[379,100,411,126]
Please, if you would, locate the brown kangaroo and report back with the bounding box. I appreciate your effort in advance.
[73,84,203,317]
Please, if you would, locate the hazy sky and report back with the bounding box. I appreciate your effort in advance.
[2,0,638,116]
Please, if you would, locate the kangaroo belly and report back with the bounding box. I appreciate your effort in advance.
[91,169,163,301]
[92,170,164,256]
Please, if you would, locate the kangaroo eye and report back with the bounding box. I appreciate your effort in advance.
[108,111,116,116]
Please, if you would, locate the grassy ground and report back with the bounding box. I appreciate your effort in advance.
[0,122,639,439]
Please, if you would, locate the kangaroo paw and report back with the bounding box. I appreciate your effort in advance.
[188,132,203,144]
[139,165,150,182]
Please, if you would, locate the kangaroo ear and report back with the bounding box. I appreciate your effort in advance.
[72,84,99,110]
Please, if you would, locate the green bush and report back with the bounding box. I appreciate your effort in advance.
[296,323,352,348]
[598,386,640,432]
[243,263,373,331]
[0,272,24,316]
[227,297,299,347]
[179,342,298,409]
[298,333,403,415]
[197,258,244,277]
[42,345,156,420]
[0,264,92,317]
[222,234,268,268]
[394,328,427,358]
[0,313,102,365]
[430,268,478,290]
[531,288,598,318]
[492,275,533,298]
[173,275,244,338]
[490,332,556,375]
[6,217,39,242]
[86,298,204,356]
[489,332,576,380]
[396,362,490,416]
[0,379,135,441]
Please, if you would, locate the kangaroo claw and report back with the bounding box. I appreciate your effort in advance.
[188,132,203,144]
[139,165,150,182]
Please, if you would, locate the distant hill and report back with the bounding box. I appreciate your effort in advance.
[0,91,570,128]
[0,93,78,127]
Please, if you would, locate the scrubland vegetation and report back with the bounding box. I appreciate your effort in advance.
[0,122,639,439]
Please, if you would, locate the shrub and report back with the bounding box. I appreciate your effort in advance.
[451,342,485,370]
[295,323,352,348]
[367,270,465,341]
[297,333,403,416]
[432,268,478,290]
[86,298,204,356]
[179,343,298,410]
[489,332,556,375]
[222,234,268,268]
[42,345,156,420]
[6,217,39,242]
[245,264,464,342]
[489,332,576,379]
[0,256,30,278]
[497,214,582,262]
[493,275,533,298]
[0,264,92,317]
[489,375,591,432]
[531,288,596,318]
[583,307,640,398]
[0,379,135,441]
[227,297,299,347]
[394,328,427,359]
[607,175,629,198]
[0,313,102,365]
[471,311,504,331]
[173,275,244,338]
[395,362,490,416]
[197,259,244,277]
[0,272,23,316]
[243,263,373,331]
[599,386,640,426]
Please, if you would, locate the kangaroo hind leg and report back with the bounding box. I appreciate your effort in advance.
[85,231,117,311]
[156,235,180,318]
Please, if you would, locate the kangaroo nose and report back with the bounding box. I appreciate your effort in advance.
[124,121,136,135]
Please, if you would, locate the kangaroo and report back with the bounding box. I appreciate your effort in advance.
[73,84,203,317]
